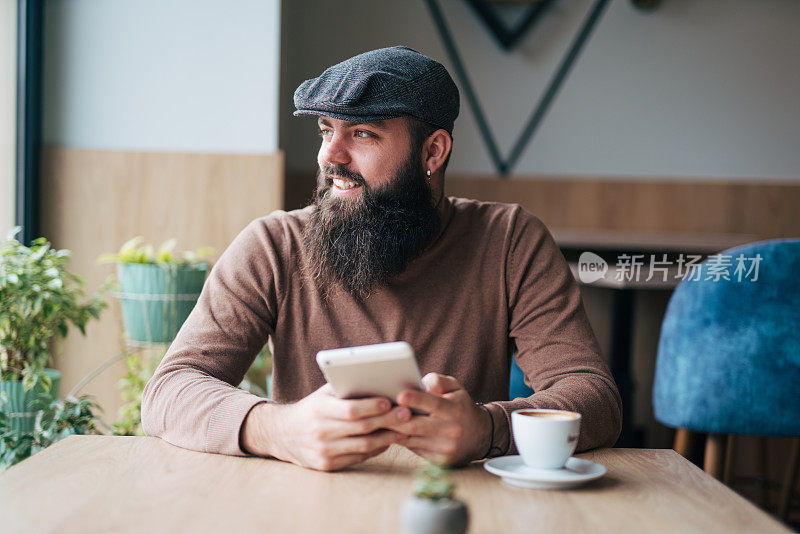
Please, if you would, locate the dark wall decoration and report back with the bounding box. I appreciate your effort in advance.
[424,0,612,176]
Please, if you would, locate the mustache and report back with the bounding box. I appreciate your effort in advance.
[320,164,366,186]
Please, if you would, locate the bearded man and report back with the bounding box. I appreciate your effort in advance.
[142,46,621,471]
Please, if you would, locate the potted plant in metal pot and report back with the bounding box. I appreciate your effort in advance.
[0,227,106,464]
[97,238,213,436]
[401,461,469,534]
[99,237,214,344]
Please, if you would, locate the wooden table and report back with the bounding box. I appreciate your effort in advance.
[0,436,790,533]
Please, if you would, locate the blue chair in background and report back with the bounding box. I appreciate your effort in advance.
[509,357,534,400]
[653,239,800,520]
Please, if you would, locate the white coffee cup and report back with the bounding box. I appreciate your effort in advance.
[511,408,581,469]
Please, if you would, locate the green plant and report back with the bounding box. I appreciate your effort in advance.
[0,227,107,391]
[98,237,215,266]
[0,392,99,467]
[413,461,456,500]
[111,351,162,436]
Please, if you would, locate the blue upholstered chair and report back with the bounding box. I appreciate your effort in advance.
[509,358,534,400]
[653,239,800,520]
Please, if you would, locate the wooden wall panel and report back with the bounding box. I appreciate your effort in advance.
[445,177,800,239]
[40,146,284,425]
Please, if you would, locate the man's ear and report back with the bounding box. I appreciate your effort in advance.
[422,130,452,175]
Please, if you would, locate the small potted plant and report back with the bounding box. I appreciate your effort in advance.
[401,461,469,534]
[0,227,106,461]
[99,237,214,344]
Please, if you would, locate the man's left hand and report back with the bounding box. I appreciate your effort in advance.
[387,373,491,466]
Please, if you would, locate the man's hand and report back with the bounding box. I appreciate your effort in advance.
[241,384,410,471]
[388,373,492,466]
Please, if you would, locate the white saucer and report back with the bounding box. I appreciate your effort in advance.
[484,456,607,489]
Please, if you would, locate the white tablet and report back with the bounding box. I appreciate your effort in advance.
[316,341,424,402]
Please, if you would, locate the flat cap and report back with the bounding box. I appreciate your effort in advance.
[293,46,460,134]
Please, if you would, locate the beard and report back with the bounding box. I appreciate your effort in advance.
[302,150,441,301]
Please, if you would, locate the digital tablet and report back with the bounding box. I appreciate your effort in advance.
[316,341,424,402]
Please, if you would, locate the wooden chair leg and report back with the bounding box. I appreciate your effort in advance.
[759,436,769,508]
[674,428,694,459]
[778,438,800,522]
[723,434,735,485]
[704,433,726,480]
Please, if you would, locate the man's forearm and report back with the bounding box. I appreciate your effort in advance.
[141,364,271,456]
[240,401,283,457]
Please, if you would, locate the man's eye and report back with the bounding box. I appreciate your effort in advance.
[355,130,373,138]
[318,129,331,138]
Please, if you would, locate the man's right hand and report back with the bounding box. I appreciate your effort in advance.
[241,384,411,471]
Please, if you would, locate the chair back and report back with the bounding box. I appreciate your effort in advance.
[510,357,535,399]
[653,239,800,436]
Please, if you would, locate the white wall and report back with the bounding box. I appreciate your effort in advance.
[0,0,16,234]
[280,0,800,180]
[44,0,281,153]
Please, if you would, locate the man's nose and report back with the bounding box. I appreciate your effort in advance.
[319,132,351,167]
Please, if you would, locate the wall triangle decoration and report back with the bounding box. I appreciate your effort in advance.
[424,0,611,176]
[463,0,556,51]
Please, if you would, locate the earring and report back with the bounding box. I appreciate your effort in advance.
[426,169,431,184]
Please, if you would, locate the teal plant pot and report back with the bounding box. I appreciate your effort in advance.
[117,263,207,343]
[0,368,61,433]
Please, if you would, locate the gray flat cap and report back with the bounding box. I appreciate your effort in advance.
[293,46,460,134]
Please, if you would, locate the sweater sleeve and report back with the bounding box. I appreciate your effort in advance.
[141,216,285,456]
[484,209,622,456]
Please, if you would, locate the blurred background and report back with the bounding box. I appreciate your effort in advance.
[2,0,798,522]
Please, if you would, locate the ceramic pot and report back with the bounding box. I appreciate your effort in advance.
[400,496,468,534]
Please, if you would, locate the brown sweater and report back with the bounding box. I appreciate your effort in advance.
[141,196,621,457]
